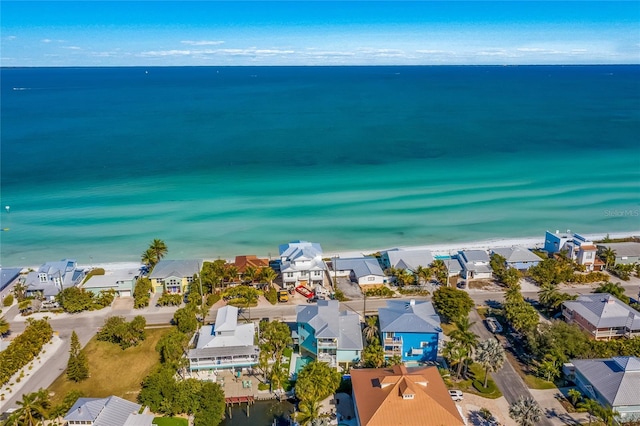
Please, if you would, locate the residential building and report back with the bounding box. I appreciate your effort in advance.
[334,257,386,287]
[233,255,270,275]
[0,267,21,304]
[491,246,542,270]
[596,242,640,266]
[278,240,327,292]
[82,267,139,297]
[351,365,465,426]
[188,305,259,372]
[295,300,363,370]
[458,250,492,280]
[64,395,153,426]
[379,249,434,272]
[568,356,640,423]
[544,231,604,271]
[148,259,202,293]
[23,259,85,300]
[562,293,640,340]
[378,299,442,362]
[444,257,463,277]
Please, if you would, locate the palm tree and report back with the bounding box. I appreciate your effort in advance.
[474,338,506,387]
[243,265,258,283]
[449,317,478,378]
[260,267,278,289]
[13,281,28,301]
[509,396,543,426]
[567,388,582,407]
[415,265,432,285]
[600,247,616,270]
[395,269,415,287]
[443,340,468,379]
[141,248,156,268]
[0,316,9,336]
[362,315,379,344]
[578,398,603,426]
[149,238,168,264]
[504,283,522,304]
[598,404,619,426]
[430,260,448,285]
[594,282,627,301]
[538,283,559,309]
[295,399,322,426]
[7,388,50,426]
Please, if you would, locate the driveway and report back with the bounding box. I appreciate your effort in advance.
[335,277,363,300]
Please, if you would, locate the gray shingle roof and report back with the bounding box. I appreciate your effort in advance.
[491,247,542,264]
[64,396,142,426]
[0,268,21,291]
[335,257,384,279]
[563,294,640,329]
[460,250,490,263]
[572,356,640,407]
[382,249,434,271]
[596,242,640,258]
[296,300,363,350]
[148,259,202,279]
[379,300,442,334]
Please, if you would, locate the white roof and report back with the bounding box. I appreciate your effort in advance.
[83,268,139,289]
[335,257,384,279]
[491,247,542,264]
[279,240,323,259]
[64,396,142,426]
[196,307,255,349]
[148,259,202,279]
[382,249,434,271]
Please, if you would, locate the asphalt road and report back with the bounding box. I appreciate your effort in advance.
[2,281,638,412]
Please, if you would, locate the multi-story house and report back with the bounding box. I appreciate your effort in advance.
[562,293,640,340]
[278,240,327,292]
[544,231,604,271]
[334,257,387,288]
[188,305,259,372]
[295,300,363,370]
[458,250,492,280]
[378,299,442,362]
[379,249,434,273]
[23,259,85,300]
[148,259,202,293]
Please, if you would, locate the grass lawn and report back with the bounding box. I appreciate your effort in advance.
[440,323,457,336]
[48,327,172,406]
[452,363,502,399]
[505,351,556,390]
[153,417,188,426]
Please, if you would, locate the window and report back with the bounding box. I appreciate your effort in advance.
[368,277,375,281]
[287,272,294,278]
[314,271,322,276]
[39,273,48,283]
[420,341,429,348]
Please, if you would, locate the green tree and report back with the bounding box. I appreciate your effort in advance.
[430,260,449,285]
[295,399,323,426]
[567,388,582,407]
[259,320,292,363]
[432,287,474,323]
[415,265,432,285]
[449,317,479,378]
[443,340,468,380]
[474,338,506,388]
[362,315,379,344]
[156,328,189,366]
[133,277,152,308]
[490,253,507,279]
[138,367,177,413]
[600,247,617,270]
[97,315,146,349]
[295,361,342,404]
[193,381,225,426]
[535,354,560,382]
[6,388,50,426]
[578,398,604,426]
[362,341,385,368]
[395,269,415,287]
[148,238,168,267]
[593,282,629,304]
[509,396,543,426]
[67,330,89,382]
[531,321,590,364]
[0,316,9,336]
[502,267,522,287]
[173,305,198,334]
[243,265,258,283]
[56,287,94,313]
[13,282,28,302]
[260,267,278,289]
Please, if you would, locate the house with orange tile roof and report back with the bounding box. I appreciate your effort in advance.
[350,365,465,426]
[233,255,270,274]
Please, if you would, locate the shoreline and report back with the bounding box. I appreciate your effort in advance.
[37,230,638,272]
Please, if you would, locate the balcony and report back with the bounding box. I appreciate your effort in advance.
[384,336,403,347]
[317,353,337,368]
[384,346,403,357]
[317,339,338,349]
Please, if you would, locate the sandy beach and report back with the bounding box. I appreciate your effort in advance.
[64,231,639,272]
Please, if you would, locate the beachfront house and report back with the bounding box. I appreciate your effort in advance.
[565,356,640,423]
[233,255,270,281]
[23,259,85,300]
[544,231,604,271]
[188,305,259,373]
[351,365,465,426]
[81,267,139,298]
[64,395,153,426]
[0,267,22,305]
[562,293,640,340]
[378,299,442,362]
[491,246,542,270]
[278,240,327,293]
[334,257,387,288]
[295,300,363,370]
[596,242,640,266]
[148,259,202,294]
[458,250,492,280]
[379,249,434,273]
[444,257,463,278]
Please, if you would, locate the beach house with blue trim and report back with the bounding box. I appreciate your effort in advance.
[491,246,542,270]
[296,300,363,370]
[148,259,202,294]
[378,299,442,363]
[188,305,259,372]
[23,259,85,300]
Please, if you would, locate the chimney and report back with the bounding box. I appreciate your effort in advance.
[410,299,415,306]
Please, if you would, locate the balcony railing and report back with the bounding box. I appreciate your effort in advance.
[189,356,258,367]
[317,353,337,367]
[317,340,338,349]
[384,337,403,346]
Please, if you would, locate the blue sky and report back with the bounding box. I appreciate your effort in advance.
[1,1,639,66]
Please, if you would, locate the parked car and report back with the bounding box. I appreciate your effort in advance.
[449,390,464,402]
[485,317,503,333]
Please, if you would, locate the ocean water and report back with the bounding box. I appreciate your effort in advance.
[1,66,639,267]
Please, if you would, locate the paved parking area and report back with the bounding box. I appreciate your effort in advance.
[335,277,363,300]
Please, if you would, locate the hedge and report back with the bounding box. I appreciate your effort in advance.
[0,318,53,386]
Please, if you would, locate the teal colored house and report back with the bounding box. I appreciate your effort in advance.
[296,300,363,370]
[378,299,442,363]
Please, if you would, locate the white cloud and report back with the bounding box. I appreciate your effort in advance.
[42,39,52,43]
[476,49,509,56]
[141,49,193,57]
[63,46,82,50]
[181,40,224,46]
[6,36,17,41]
[140,47,295,58]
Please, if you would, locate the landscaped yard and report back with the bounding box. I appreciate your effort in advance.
[453,363,503,399]
[153,417,188,426]
[48,327,173,406]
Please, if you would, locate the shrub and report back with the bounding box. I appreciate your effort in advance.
[473,379,498,394]
[2,294,13,307]
[398,287,430,296]
[334,289,348,302]
[207,292,221,307]
[264,288,278,305]
[364,286,395,297]
[82,268,105,284]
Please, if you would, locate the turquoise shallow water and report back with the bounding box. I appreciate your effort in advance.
[1,66,639,267]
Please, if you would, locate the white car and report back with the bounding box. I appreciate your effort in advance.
[449,390,464,402]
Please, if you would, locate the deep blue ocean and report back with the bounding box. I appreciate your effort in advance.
[1,66,639,267]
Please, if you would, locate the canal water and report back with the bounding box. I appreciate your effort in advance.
[220,399,295,426]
